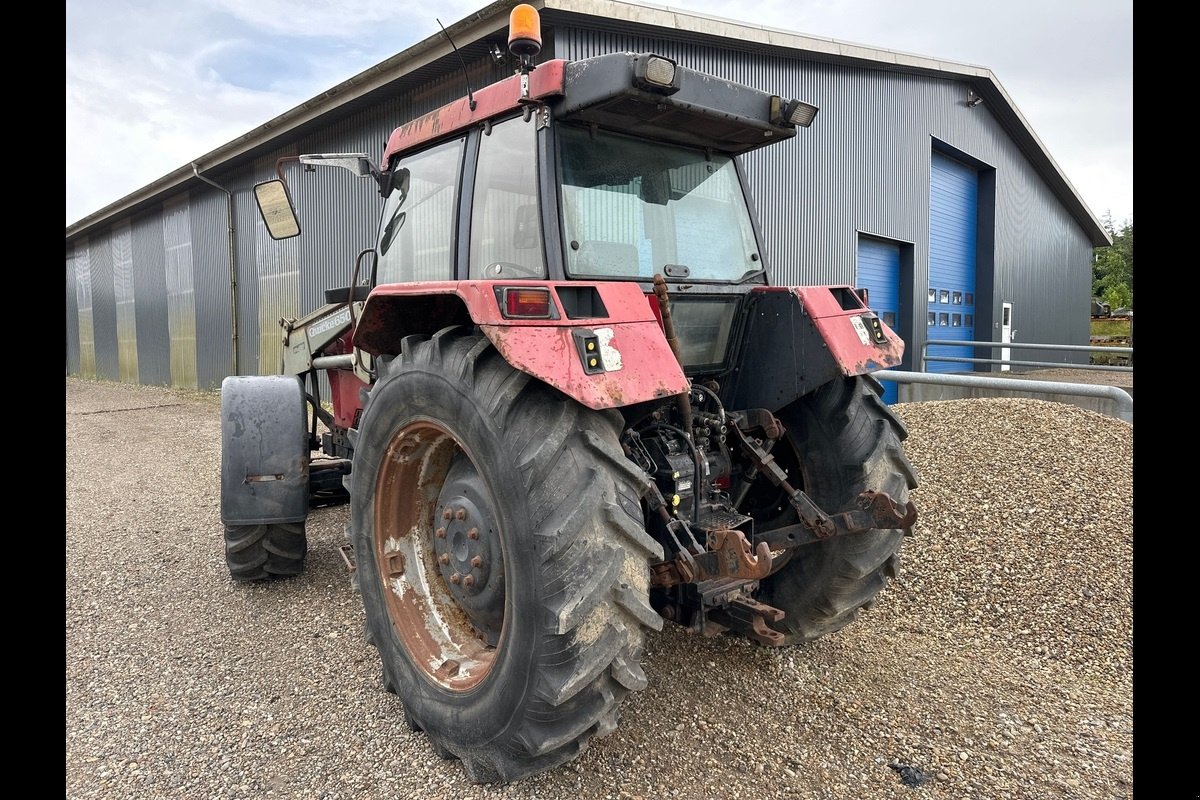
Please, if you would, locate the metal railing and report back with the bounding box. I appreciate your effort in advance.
[868,338,1135,423]
[877,369,1132,423]
[919,339,1132,372]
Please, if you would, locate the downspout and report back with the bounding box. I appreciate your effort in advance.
[191,163,239,375]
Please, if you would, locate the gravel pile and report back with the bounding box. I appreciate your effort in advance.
[66,378,1132,799]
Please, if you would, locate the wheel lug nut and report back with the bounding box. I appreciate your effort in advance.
[455,508,468,521]
[442,508,453,520]
[450,573,462,584]
[462,575,475,587]
[470,556,483,568]
[438,554,450,565]
[467,528,479,540]
[435,527,447,538]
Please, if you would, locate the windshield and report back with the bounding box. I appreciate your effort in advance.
[557,125,763,282]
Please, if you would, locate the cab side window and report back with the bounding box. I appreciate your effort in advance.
[376,137,465,284]
[469,118,544,279]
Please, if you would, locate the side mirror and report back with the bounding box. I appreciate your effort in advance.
[640,172,670,206]
[253,180,301,240]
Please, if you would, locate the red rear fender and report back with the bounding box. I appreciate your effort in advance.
[353,281,688,410]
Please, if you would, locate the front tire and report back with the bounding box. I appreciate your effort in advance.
[350,328,664,783]
[754,375,918,644]
[223,523,307,582]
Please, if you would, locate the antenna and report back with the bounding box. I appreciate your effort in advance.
[437,18,477,111]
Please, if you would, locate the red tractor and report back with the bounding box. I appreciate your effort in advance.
[221,4,917,784]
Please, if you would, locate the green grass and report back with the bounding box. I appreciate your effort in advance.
[1090,318,1132,339]
[1090,318,1132,366]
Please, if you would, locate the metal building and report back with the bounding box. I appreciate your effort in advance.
[64,0,1110,392]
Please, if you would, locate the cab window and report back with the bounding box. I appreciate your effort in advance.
[376,137,465,284]
[469,117,544,279]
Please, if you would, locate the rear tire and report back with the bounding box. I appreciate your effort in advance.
[753,375,917,644]
[350,328,663,783]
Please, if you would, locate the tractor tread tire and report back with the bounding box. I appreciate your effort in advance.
[351,327,663,784]
[757,375,917,644]
[223,523,307,582]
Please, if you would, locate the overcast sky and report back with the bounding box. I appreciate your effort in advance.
[65,0,1132,230]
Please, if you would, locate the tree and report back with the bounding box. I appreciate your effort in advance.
[1093,213,1132,309]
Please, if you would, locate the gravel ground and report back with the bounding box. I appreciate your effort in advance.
[65,376,1133,800]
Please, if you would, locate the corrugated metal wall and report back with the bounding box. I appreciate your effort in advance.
[191,189,236,390]
[62,47,509,392]
[253,160,300,378]
[131,212,172,386]
[112,221,139,383]
[231,166,263,378]
[65,18,1097,388]
[66,243,82,376]
[88,228,120,381]
[163,195,199,389]
[991,157,1091,364]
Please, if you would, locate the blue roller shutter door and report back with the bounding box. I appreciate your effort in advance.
[928,152,978,373]
[856,237,901,403]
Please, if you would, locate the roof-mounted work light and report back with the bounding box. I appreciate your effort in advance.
[633,54,681,95]
[770,96,820,128]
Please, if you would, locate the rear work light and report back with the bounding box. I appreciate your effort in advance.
[500,287,556,319]
[770,96,820,128]
[634,54,681,95]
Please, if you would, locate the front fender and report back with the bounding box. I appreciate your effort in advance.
[220,375,310,526]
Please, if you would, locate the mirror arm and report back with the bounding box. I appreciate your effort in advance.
[274,155,302,184]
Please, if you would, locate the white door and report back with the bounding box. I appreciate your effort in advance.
[1000,302,1013,372]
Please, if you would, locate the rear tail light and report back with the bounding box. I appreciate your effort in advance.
[501,287,555,319]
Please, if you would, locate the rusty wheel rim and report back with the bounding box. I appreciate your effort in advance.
[373,420,502,691]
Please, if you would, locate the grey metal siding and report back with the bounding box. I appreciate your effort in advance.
[992,163,1091,366]
[163,195,199,389]
[132,213,172,386]
[191,189,235,390]
[112,221,139,383]
[290,111,388,315]
[66,244,81,376]
[232,167,262,377]
[242,57,500,380]
[90,230,120,382]
[252,150,301,377]
[73,240,96,377]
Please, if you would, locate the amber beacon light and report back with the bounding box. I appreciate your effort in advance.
[508,4,542,58]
